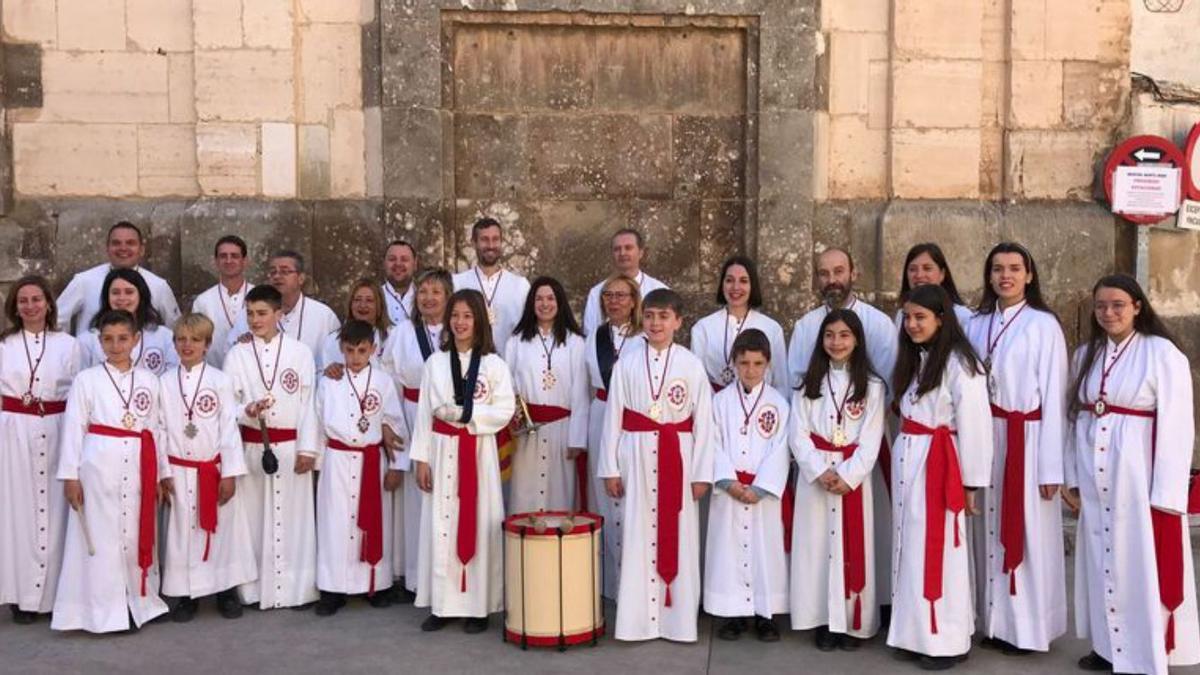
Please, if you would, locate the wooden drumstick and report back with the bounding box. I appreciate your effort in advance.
[72,503,96,556]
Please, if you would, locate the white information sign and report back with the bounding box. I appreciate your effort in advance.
[1112,165,1182,215]
[1180,200,1200,231]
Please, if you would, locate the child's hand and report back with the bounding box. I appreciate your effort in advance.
[294,454,316,474]
[416,462,433,492]
[691,482,709,501]
[218,477,236,505]
[64,479,84,509]
[323,363,345,381]
[384,469,403,492]
[604,477,624,499]
[158,477,176,506]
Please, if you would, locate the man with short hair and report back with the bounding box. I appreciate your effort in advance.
[451,218,530,355]
[225,250,339,364]
[382,240,419,326]
[56,221,182,335]
[582,228,668,336]
[192,235,254,366]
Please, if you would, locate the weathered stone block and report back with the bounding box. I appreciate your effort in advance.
[138,124,198,197]
[299,0,370,24]
[196,123,259,196]
[243,0,294,49]
[828,115,888,200]
[759,24,815,111]
[1010,60,1064,129]
[448,199,541,274]
[626,199,702,291]
[261,122,298,198]
[811,200,888,293]
[127,0,194,52]
[364,107,384,198]
[673,115,745,200]
[361,17,382,108]
[384,198,448,266]
[56,0,124,51]
[13,123,139,196]
[1045,0,1102,61]
[179,199,313,295]
[999,201,1117,303]
[381,107,445,199]
[891,128,982,199]
[381,19,440,108]
[1010,0,1046,60]
[299,23,363,124]
[698,200,745,284]
[332,109,368,198]
[194,0,242,49]
[757,196,815,318]
[822,0,888,32]
[1005,130,1101,200]
[526,114,673,199]
[894,0,984,60]
[168,54,196,124]
[299,124,332,199]
[312,201,385,304]
[759,110,815,200]
[3,0,57,46]
[4,43,44,109]
[1063,61,1127,130]
[828,31,889,117]
[452,114,528,199]
[878,200,1000,296]
[195,50,295,122]
[892,59,983,129]
[40,52,170,124]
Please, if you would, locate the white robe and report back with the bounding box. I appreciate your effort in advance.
[79,324,180,376]
[52,364,170,632]
[56,263,181,336]
[315,366,404,594]
[690,308,791,395]
[0,331,80,614]
[504,331,590,514]
[582,271,668,337]
[225,294,341,369]
[789,371,885,637]
[583,323,642,599]
[704,380,789,619]
[223,333,320,609]
[965,304,1068,650]
[387,319,443,591]
[382,282,415,327]
[158,363,257,598]
[192,281,251,367]
[409,350,515,617]
[598,341,713,642]
[886,353,993,656]
[1066,334,1199,675]
[451,267,531,356]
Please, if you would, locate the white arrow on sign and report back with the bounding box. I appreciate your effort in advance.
[1134,148,1163,162]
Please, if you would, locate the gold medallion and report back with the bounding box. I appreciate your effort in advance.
[541,369,557,391]
[21,392,33,407]
[648,401,663,421]
[357,416,370,433]
[184,422,198,439]
[832,426,849,447]
[487,307,497,325]
[122,411,136,429]
[263,392,275,408]
[1093,399,1107,417]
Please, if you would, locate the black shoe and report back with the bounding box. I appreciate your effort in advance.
[216,590,243,619]
[981,636,1031,656]
[917,655,959,671]
[170,598,198,623]
[314,592,346,617]
[463,616,489,634]
[368,591,392,608]
[1077,652,1113,672]
[839,634,862,651]
[815,625,838,652]
[879,603,892,629]
[421,614,452,632]
[892,648,920,662]
[392,585,416,604]
[717,617,746,641]
[754,617,780,642]
[9,606,37,625]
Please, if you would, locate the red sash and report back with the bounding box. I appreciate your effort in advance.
[402,387,420,403]
[990,404,1042,595]
[620,408,694,607]
[808,433,867,630]
[239,425,297,444]
[87,423,157,596]
[524,403,586,508]
[431,418,482,593]
[327,438,385,594]
[1,396,67,416]
[167,455,221,562]
[1090,402,1183,653]
[899,417,965,635]
[594,389,607,402]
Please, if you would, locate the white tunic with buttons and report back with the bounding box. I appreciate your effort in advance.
[159,363,257,599]
[584,323,642,599]
[79,324,180,375]
[382,282,415,327]
[192,281,252,367]
[387,319,443,591]
[965,303,1068,651]
[789,372,885,637]
[224,333,320,609]
[886,353,992,657]
[315,365,404,594]
[1066,334,1199,675]
[598,341,713,642]
[52,364,170,632]
[451,267,531,356]
[690,308,790,396]
[409,350,515,617]
[504,331,590,514]
[0,330,80,614]
[225,294,341,369]
[704,380,789,619]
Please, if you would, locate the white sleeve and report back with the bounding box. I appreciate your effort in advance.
[465,358,517,437]
[216,376,247,478]
[951,358,994,489]
[567,338,590,449]
[56,275,85,333]
[836,382,883,490]
[751,399,791,498]
[296,350,321,459]
[1149,343,1195,513]
[790,392,827,484]
[597,361,627,479]
[408,360,437,465]
[689,370,715,485]
[56,376,90,480]
[1035,321,1069,486]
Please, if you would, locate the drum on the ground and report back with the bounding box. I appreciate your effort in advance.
[503,511,604,649]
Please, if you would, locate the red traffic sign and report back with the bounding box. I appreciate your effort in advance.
[1186,122,1200,201]
[1103,134,1188,225]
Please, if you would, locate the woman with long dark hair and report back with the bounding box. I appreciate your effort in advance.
[964,242,1068,655]
[584,273,643,599]
[319,278,394,369]
[1065,274,1198,675]
[887,284,992,670]
[0,276,82,624]
[409,289,515,634]
[692,256,790,395]
[505,276,588,513]
[788,309,885,650]
[895,243,973,328]
[79,267,177,374]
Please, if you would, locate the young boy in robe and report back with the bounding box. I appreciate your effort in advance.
[314,320,405,616]
[704,329,789,642]
[599,288,713,642]
[160,313,256,622]
[53,310,171,633]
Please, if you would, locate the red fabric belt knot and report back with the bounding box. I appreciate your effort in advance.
[167,454,221,562]
[432,418,481,594]
[87,423,157,597]
[327,438,385,595]
[990,403,1042,596]
[1,395,67,416]
[810,432,866,630]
